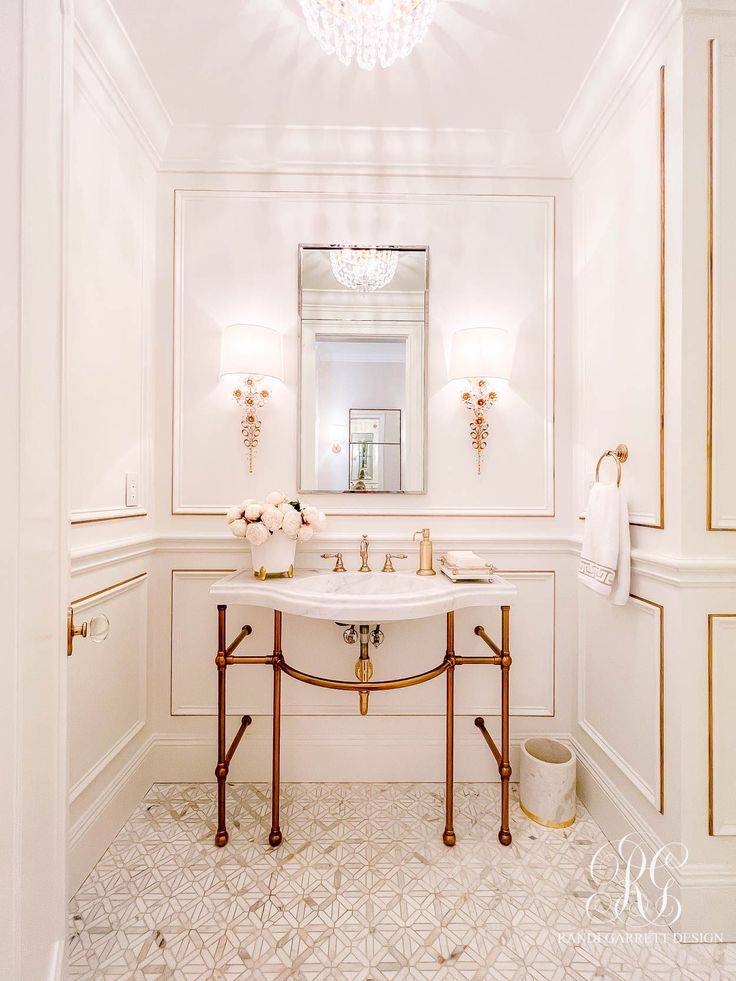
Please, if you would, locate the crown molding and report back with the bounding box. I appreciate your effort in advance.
[560,0,683,174]
[73,0,171,165]
[160,123,569,179]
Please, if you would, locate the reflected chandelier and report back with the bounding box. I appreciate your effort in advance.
[330,247,399,292]
[299,0,437,71]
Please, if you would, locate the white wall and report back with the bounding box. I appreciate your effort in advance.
[65,14,159,894]
[570,0,736,939]
[149,168,574,789]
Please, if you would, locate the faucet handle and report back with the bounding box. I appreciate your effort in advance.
[321,552,345,572]
[382,552,407,573]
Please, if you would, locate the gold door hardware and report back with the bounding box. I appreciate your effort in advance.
[381,552,407,573]
[321,552,345,572]
[66,607,110,657]
[213,603,513,851]
[595,444,629,486]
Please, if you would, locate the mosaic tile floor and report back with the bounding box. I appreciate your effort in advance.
[68,783,736,979]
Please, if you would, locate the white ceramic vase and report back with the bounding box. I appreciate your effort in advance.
[519,737,576,829]
[250,529,297,579]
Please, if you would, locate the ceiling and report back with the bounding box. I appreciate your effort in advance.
[110,0,625,135]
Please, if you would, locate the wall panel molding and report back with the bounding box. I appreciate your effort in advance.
[707,37,736,530]
[172,188,555,517]
[575,63,666,528]
[68,69,151,524]
[578,593,664,813]
[68,572,148,802]
[708,613,736,835]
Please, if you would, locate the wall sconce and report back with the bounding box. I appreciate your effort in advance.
[220,323,284,474]
[330,423,347,453]
[449,327,511,474]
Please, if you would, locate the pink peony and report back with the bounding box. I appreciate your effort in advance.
[281,510,302,538]
[245,522,269,546]
[229,518,248,538]
[226,505,244,524]
[297,524,314,542]
[261,506,283,532]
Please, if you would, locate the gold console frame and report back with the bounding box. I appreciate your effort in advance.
[213,605,512,849]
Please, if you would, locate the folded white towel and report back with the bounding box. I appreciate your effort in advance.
[578,482,630,605]
[445,550,484,569]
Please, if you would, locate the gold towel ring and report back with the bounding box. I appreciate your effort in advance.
[595,444,629,487]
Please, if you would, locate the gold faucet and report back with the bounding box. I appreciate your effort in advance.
[358,534,371,572]
[382,552,407,573]
[321,552,345,572]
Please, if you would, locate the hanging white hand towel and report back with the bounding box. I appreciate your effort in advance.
[578,482,630,605]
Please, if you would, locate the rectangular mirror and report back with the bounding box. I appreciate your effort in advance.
[298,245,428,494]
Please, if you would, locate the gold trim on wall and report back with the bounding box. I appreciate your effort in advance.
[71,572,147,607]
[629,594,665,814]
[71,510,148,526]
[579,592,665,814]
[708,612,736,835]
[170,188,556,519]
[705,40,734,531]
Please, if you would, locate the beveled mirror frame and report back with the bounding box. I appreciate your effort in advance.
[297,244,429,495]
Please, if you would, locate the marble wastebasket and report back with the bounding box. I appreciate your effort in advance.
[519,737,576,829]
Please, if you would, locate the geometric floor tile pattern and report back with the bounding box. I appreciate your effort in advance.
[68,783,736,979]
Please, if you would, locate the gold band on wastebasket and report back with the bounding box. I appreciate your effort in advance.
[519,800,575,829]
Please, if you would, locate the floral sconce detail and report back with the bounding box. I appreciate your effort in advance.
[220,323,284,475]
[461,381,497,474]
[449,327,511,474]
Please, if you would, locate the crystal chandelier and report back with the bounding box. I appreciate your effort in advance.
[299,0,437,71]
[330,247,399,292]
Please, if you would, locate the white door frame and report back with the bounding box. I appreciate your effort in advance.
[1,1,71,977]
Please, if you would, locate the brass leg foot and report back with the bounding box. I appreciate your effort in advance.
[215,830,229,847]
[498,828,512,846]
[269,830,282,847]
[443,830,456,847]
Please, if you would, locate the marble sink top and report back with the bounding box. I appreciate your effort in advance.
[210,569,516,623]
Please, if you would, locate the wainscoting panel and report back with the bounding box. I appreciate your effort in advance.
[171,570,555,717]
[575,65,665,527]
[67,65,150,523]
[708,614,736,835]
[578,590,664,812]
[172,189,554,516]
[68,573,148,801]
[708,39,736,530]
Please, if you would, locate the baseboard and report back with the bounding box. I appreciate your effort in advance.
[67,733,158,896]
[149,729,542,784]
[572,736,736,942]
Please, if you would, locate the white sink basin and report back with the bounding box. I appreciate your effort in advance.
[210,568,516,623]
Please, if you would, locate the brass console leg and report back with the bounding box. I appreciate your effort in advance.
[269,610,283,847]
[215,604,229,847]
[443,611,456,846]
[498,605,512,846]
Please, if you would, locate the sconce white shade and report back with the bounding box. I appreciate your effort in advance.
[448,327,511,383]
[220,323,283,382]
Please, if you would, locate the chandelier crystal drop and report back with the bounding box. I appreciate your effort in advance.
[330,247,399,292]
[299,0,437,71]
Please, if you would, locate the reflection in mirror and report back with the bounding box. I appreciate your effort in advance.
[299,246,427,493]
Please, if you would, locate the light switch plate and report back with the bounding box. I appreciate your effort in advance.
[125,472,139,508]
